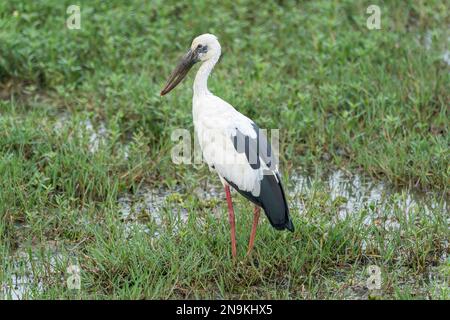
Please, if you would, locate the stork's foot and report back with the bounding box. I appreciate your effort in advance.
[247,206,261,255]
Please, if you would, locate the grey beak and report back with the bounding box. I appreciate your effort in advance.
[160,49,199,96]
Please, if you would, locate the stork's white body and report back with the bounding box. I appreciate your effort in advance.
[193,93,267,197]
[192,47,271,197]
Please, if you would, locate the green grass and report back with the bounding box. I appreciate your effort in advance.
[0,0,448,299]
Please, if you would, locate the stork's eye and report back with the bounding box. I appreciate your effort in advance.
[197,44,208,53]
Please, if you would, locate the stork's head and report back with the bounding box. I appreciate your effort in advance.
[160,34,221,96]
[190,34,221,62]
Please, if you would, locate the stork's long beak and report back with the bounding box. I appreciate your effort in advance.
[160,49,199,96]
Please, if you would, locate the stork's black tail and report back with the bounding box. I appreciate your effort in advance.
[225,173,294,232]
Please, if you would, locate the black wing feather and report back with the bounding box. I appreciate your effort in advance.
[229,123,294,232]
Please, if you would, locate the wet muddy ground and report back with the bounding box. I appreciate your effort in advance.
[2,169,447,299]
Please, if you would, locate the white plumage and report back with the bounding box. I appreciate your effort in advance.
[191,34,276,197]
[194,94,265,196]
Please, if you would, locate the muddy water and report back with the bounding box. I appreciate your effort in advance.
[2,170,447,299]
[115,169,448,283]
[291,170,448,228]
[117,170,447,234]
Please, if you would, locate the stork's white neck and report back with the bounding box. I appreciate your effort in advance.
[193,54,220,96]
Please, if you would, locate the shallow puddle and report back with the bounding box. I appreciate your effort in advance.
[118,187,189,238]
[1,245,71,300]
[118,169,447,238]
[114,169,448,298]
[53,115,108,153]
[3,170,447,299]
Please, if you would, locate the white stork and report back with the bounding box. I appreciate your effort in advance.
[161,34,294,258]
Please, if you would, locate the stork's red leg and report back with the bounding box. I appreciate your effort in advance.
[224,185,237,258]
[247,206,260,255]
